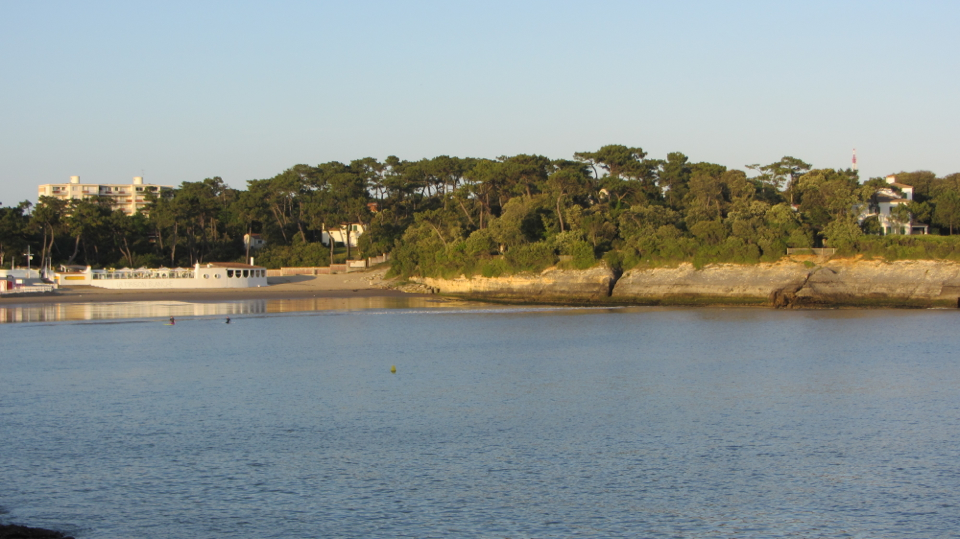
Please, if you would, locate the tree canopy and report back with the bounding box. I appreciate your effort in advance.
[3,147,960,275]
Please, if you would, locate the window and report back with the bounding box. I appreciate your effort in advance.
[243,270,249,278]
[203,274,209,279]
[227,270,234,278]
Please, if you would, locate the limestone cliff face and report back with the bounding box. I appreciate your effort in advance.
[612,258,960,307]
[612,261,809,304]
[414,266,617,301]
[413,258,960,307]
[794,259,960,306]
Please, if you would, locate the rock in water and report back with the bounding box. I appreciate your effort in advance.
[0,524,74,539]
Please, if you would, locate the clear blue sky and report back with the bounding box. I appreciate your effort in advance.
[2,1,957,205]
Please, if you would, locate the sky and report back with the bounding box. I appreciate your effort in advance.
[2,0,958,205]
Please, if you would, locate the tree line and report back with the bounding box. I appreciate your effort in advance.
[3,145,960,275]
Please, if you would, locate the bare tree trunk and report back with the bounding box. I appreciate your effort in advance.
[271,205,288,242]
[345,227,351,260]
[298,221,307,244]
[170,222,178,266]
[458,199,477,228]
[556,194,566,232]
[329,229,335,266]
[66,235,80,265]
[40,229,49,269]
[427,222,448,247]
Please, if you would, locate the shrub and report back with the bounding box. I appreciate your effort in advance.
[504,241,557,273]
[480,258,509,277]
[565,240,596,269]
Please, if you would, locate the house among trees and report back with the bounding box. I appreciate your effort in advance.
[321,223,364,248]
[859,175,929,235]
[243,233,266,251]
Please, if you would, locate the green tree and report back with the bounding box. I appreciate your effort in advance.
[29,196,68,269]
[107,210,152,267]
[891,171,937,202]
[933,189,960,234]
[658,152,692,209]
[794,169,860,238]
[748,156,810,202]
[0,201,31,268]
[545,162,589,233]
[64,198,112,265]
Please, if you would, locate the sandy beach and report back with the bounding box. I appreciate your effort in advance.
[0,268,426,306]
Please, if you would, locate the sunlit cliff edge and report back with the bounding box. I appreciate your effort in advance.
[413,258,960,308]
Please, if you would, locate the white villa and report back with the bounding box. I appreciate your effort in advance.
[321,223,365,248]
[859,175,929,235]
[55,262,268,289]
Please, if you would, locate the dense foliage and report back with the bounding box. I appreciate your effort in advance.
[3,146,960,275]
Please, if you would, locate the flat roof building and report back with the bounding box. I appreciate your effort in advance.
[38,176,173,215]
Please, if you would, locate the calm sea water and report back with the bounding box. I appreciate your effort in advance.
[2,304,959,538]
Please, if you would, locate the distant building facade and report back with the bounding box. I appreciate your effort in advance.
[37,176,173,215]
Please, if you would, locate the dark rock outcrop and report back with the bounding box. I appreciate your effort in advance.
[0,524,74,539]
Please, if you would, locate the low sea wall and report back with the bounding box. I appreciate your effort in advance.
[273,254,392,277]
[414,258,960,308]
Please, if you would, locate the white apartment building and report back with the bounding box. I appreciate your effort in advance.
[37,176,173,215]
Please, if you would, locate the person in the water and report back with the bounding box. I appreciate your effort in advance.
[225,317,231,324]
[169,317,175,325]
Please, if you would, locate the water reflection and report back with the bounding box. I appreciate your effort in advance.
[0,296,463,324]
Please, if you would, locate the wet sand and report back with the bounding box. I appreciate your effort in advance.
[0,268,421,306]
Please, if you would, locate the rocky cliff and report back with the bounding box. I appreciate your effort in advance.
[414,266,617,302]
[612,258,960,307]
[415,258,960,307]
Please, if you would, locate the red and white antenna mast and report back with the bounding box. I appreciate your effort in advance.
[852,148,858,172]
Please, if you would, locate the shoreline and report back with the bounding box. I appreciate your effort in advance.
[6,260,960,311]
[0,269,429,307]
